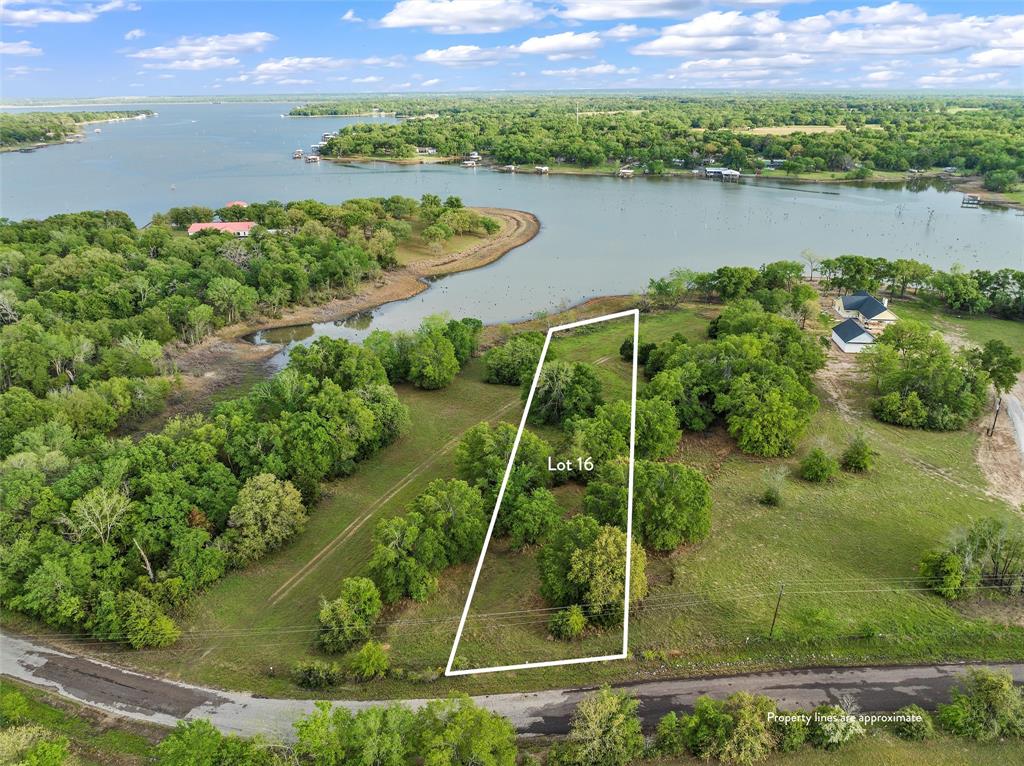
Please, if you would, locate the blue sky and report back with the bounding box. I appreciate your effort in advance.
[1,1,1022,98]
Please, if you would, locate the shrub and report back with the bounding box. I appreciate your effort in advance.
[840,433,876,472]
[561,687,644,766]
[799,448,839,483]
[482,332,546,385]
[681,692,778,765]
[318,577,383,653]
[293,659,338,689]
[549,605,587,640]
[938,668,1024,740]
[771,710,808,752]
[807,704,864,750]
[349,640,389,681]
[759,467,786,507]
[655,711,687,756]
[892,704,935,741]
[0,687,29,726]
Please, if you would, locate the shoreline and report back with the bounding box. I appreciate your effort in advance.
[159,207,539,420]
[1,111,153,154]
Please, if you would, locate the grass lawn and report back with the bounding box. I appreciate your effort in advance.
[394,217,491,266]
[890,297,1024,357]
[32,301,1023,700]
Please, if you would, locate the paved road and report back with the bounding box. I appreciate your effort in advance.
[3,632,1022,740]
[1005,394,1024,459]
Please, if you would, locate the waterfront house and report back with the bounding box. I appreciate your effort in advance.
[534,166,550,174]
[415,146,438,155]
[831,317,876,353]
[618,168,635,178]
[187,222,255,237]
[462,160,477,167]
[499,165,517,173]
[833,291,898,334]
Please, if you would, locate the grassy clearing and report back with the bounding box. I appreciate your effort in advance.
[890,297,1024,357]
[394,217,491,266]
[742,125,886,136]
[38,300,1023,699]
[0,680,161,765]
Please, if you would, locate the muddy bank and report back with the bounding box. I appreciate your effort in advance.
[158,208,538,420]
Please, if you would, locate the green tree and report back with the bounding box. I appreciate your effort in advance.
[503,487,563,549]
[318,577,383,653]
[560,687,644,766]
[349,640,389,681]
[408,478,486,565]
[221,474,307,566]
[584,459,711,550]
[483,332,546,385]
[407,329,459,389]
[413,695,518,766]
[938,668,1024,741]
[527,361,604,425]
[799,447,839,482]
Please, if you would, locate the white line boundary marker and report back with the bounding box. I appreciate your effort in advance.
[445,308,639,676]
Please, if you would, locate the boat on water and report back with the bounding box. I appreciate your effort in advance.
[305,155,320,163]
[93,128,101,133]
[292,149,304,159]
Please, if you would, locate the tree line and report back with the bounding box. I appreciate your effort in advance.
[0,110,153,148]
[294,95,1023,185]
[0,336,412,647]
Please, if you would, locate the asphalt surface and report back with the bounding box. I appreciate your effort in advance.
[3,631,1022,740]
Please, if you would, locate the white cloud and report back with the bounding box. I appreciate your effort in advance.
[341,9,363,22]
[392,82,413,88]
[2,0,138,27]
[123,27,144,40]
[421,77,441,86]
[3,64,50,78]
[154,57,240,71]
[866,69,897,82]
[968,48,1024,68]
[253,57,351,75]
[353,75,383,83]
[380,0,545,34]
[361,55,405,68]
[0,40,42,56]
[415,44,509,66]
[157,73,174,79]
[277,78,314,85]
[602,24,654,40]
[129,32,275,62]
[557,0,700,21]
[517,31,601,59]
[542,62,640,76]
[918,70,1003,87]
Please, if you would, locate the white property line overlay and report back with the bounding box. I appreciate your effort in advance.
[445,308,640,676]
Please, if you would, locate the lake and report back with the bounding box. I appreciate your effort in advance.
[4,101,1022,357]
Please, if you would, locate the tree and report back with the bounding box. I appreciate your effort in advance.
[807,705,865,750]
[800,248,820,281]
[644,364,714,431]
[503,488,563,549]
[584,459,711,550]
[715,367,817,457]
[527,361,603,425]
[154,719,273,766]
[483,332,546,385]
[559,687,644,766]
[408,479,486,565]
[539,518,647,626]
[679,692,779,765]
[60,486,129,546]
[970,339,1022,397]
[318,577,383,653]
[221,474,307,565]
[443,317,483,367]
[115,591,181,649]
[413,695,518,766]
[368,512,444,603]
[407,329,459,389]
[983,169,1019,193]
[454,421,551,506]
[288,337,389,391]
[349,640,389,681]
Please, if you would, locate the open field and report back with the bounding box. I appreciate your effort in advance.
[890,297,1024,357]
[34,298,1009,699]
[742,124,885,135]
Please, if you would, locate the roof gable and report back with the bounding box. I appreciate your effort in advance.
[833,318,873,343]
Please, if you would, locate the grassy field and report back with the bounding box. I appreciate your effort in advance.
[890,297,1024,357]
[394,217,490,266]
[22,299,1022,699]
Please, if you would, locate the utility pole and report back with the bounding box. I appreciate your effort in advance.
[768,583,785,639]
